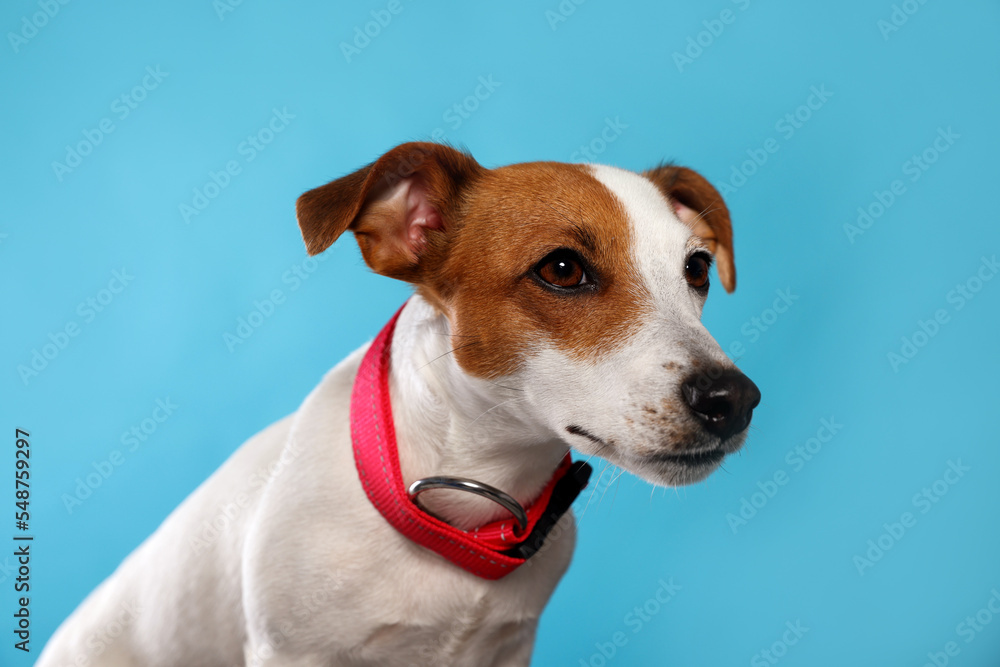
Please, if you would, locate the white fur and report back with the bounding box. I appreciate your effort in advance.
[38,167,743,666]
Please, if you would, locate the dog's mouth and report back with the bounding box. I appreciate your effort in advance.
[564,424,736,486]
[637,446,729,485]
[647,448,726,467]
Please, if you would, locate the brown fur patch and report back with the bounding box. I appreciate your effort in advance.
[296,142,484,282]
[422,162,653,379]
[296,144,661,380]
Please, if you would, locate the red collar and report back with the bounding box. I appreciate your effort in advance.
[350,304,592,580]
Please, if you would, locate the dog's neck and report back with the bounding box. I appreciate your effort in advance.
[388,296,569,530]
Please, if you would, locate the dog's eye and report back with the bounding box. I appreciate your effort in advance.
[685,253,711,290]
[535,249,589,289]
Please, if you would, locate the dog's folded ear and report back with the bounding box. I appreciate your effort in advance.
[642,165,736,293]
[296,142,483,281]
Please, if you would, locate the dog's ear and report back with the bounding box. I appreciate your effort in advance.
[642,164,736,293]
[296,142,483,281]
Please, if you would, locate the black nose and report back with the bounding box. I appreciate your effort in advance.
[681,368,761,441]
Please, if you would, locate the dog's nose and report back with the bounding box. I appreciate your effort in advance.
[681,369,761,441]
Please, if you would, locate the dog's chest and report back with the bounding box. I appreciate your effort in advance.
[330,519,574,660]
[246,521,575,666]
[333,585,540,666]
[241,343,577,665]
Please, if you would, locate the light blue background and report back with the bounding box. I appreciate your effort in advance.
[3,1,999,665]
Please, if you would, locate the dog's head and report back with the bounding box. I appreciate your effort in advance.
[297,142,759,485]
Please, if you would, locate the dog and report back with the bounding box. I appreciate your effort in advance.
[38,142,759,667]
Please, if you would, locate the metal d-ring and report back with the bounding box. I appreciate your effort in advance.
[407,476,528,536]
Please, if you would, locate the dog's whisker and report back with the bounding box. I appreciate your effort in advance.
[466,396,525,427]
[488,381,524,393]
[583,461,611,503]
[581,443,610,467]
[580,460,614,516]
[592,462,620,508]
[692,201,722,222]
[579,444,613,510]
[418,339,481,370]
[697,206,720,219]
[609,470,624,510]
[598,467,627,508]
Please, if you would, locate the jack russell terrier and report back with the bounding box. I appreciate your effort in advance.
[39,142,760,667]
